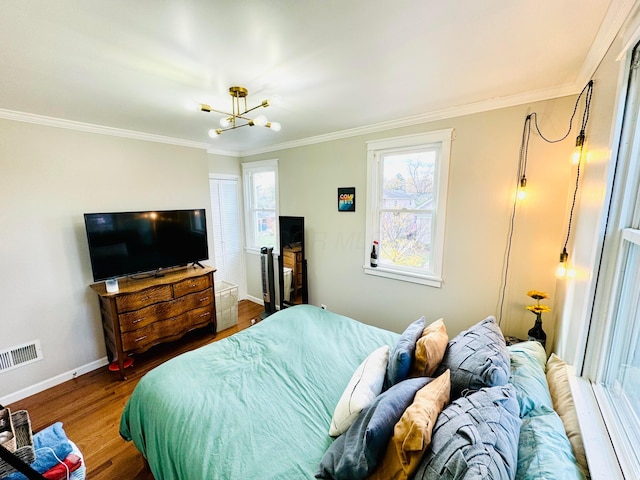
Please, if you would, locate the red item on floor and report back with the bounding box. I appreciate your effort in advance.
[108,357,134,371]
[42,454,82,479]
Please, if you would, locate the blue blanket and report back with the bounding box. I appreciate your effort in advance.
[6,422,72,480]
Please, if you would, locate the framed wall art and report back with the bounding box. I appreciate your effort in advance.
[338,187,355,212]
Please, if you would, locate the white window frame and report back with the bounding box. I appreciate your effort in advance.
[578,42,640,479]
[364,129,453,287]
[241,159,279,254]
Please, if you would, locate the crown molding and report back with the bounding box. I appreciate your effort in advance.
[0,108,211,150]
[0,81,587,160]
[578,0,637,84]
[206,146,242,157]
[238,82,580,157]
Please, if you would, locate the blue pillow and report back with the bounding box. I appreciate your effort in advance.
[435,315,510,399]
[316,377,432,479]
[508,342,554,417]
[516,412,585,480]
[385,317,425,389]
[413,384,521,480]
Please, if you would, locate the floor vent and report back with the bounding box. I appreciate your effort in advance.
[0,340,43,374]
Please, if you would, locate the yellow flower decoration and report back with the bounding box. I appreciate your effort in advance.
[527,290,548,301]
[526,290,551,316]
[526,305,551,314]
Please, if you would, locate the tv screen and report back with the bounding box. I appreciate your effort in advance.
[84,209,208,282]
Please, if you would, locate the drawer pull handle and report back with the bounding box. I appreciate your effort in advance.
[199,297,208,302]
[135,335,147,342]
[190,283,197,287]
[200,312,210,318]
[132,317,145,324]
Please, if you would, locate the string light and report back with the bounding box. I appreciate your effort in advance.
[571,132,585,165]
[518,176,527,201]
[556,81,593,278]
[497,80,594,324]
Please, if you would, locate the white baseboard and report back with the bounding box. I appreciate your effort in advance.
[0,357,109,406]
[246,294,263,305]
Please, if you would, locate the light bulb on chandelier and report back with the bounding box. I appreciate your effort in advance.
[199,86,282,137]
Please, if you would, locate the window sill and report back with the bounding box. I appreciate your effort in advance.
[362,265,442,287]
[566,367,625,479]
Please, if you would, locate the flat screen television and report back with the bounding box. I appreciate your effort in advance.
[84,209,208,282]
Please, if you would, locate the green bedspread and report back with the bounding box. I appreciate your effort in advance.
[120,304,399,480]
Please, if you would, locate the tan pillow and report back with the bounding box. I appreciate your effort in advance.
[546,353,590,478]
[410,319,448,377]
[368,369,451,480]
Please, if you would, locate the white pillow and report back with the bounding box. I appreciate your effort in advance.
[329,345,390,436]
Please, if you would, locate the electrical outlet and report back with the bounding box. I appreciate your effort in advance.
[320,304,327,310]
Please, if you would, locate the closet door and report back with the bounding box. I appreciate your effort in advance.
[209,175,246,298]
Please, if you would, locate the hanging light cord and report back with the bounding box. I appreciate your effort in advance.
[531,80,594,144]
[562,81,594,253]
[497,80,594,325]
[498,114,532,325]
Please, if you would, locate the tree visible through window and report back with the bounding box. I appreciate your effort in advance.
[365,130,452,286]
[242,160,278,251]
[380,150,436,269]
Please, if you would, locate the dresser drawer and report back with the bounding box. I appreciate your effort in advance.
[120,310,208,352]
[118,288,213,332]
[186,305,214,328]
[173,275,211,298]
[115,285,172,313]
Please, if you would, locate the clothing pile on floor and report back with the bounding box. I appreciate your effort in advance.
[5,423,85,480]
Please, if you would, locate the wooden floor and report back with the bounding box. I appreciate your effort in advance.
[6,300,264,480]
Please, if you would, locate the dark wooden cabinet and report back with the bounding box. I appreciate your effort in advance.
[90,266,217,379]
[282,245,303,296]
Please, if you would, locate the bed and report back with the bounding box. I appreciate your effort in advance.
[120,304,589,480]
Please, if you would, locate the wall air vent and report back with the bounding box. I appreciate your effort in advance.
[0,340,43,374]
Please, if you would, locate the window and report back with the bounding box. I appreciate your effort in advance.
[365,130,453,286]
[584,44,640,476]
[242,159,279,252]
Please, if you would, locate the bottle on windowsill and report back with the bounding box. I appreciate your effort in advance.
[370,241,379,268]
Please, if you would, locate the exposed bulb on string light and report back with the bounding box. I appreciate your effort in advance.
[571,131,585,165]
[555,249,569,279]
[517,176,527,201]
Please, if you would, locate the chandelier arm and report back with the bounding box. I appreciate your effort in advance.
[202,107,235,117]
[217,122,255,133]
[240,103,269,116]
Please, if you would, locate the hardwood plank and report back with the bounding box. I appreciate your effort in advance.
[6,299,264,480]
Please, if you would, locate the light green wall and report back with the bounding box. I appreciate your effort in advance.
[0,120,211,400]
[207,152,241,176]
[240,97,579,340]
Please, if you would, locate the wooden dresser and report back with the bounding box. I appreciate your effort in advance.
[282,245,303,296]
[90,266,217,379]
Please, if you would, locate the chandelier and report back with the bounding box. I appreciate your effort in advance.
[200,86,281,138]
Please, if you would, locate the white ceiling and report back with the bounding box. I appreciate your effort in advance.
[0,0,630,156]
